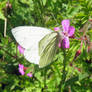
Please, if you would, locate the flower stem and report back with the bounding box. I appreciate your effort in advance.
[42,68,47,92]
[59,49,66,91]
[4,18,7,37]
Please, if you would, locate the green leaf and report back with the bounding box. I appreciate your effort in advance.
[79,73,89,81]
[53,0,57,3]
[65,76,78,86]
[0,11,5,20]
[42,0,47,6]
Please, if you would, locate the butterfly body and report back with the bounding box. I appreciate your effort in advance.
[11,26,60,68]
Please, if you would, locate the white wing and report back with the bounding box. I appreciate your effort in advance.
[24,43,40,64]
[11,26,52,49]
[11,26,53,65]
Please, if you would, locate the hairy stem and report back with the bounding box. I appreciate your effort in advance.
[59,49,66,91]
[4,18,7,37]
[42,68,47,92]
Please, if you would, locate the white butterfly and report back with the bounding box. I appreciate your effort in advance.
[11,26,60,68]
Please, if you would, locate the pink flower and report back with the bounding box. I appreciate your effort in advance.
[18,45,25,54]
[18,64,25,75]
[18,64,33,77]
[27,73,32,77]
[54,27,60,31]
[61,19,75,48]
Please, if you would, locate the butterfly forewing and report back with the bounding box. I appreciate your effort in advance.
[24,44,40,64]
[11,26,52,49]
[39,32,59,68]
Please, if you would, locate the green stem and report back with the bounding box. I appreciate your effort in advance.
[44,68,46,88]
[63,49,66,82]
[59,49,66,91]
[42,68,47,92]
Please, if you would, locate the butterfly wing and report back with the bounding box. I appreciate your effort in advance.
[11,26,52,49]
[24,32,59,65]
[39,32,59,68]
[11,26,53,65]
[24,43,40,64]
[39,32,58,56]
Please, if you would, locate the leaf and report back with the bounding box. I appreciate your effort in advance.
[79,73,89,81]
[42,0,47,6]
[65,76,79,86]
[0,11,5,20]
[53,0,57,3]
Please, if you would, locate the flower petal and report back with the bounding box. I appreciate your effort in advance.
[58,40,62,48]
[61,19,70,32]
[18,64,25,75]
[18,45,25,54]
[68,26,75,37]
[54,27,60,31]
[62,37,70,48]
[27,73,32,77]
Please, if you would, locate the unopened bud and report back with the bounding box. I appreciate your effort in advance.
[6,1,12,9]
[87,42,92,53]
[74,67,81,72]
[89,19,92,22]
[9,3,12,9]
[58,42,61,48]
[70,63,73,67]
[24,67,28,71]
[6,3,9,8]
[74,50,81,59]
[77,68,81,72]
[58,40,62,48]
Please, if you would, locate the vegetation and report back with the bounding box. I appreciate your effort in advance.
[0,0,92,92]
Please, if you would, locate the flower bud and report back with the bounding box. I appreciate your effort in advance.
[9,3,12,9]
[69,63,73,67]
[6,3,9,8]
[87,42,92,53]
[74,67,81,72]
[74,50,81,59]
[77,68,81,72]
[58,42,61,48]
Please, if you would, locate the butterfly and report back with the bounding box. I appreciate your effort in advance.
[11,26,61,68]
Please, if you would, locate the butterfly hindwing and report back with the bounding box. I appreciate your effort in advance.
[39,32,59,68]
[39,32,58,56]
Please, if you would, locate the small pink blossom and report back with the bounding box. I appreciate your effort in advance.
[18,45,25,54]
[18,64,25,75]
[18,64,33,77]
[61,19,75,48]
[27,73,32,77]
[54,27,60,31]
[58,40,62,48]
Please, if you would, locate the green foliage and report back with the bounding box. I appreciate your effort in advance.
[0,0,92,92]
